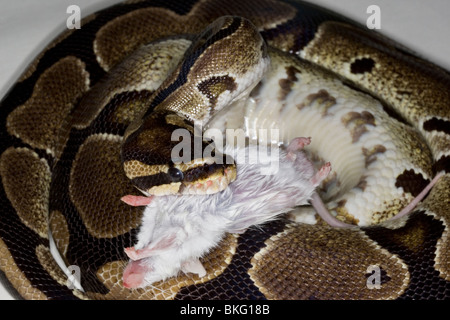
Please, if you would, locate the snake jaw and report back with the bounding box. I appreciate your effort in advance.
[121,164,238,199]
[181,165,237,195]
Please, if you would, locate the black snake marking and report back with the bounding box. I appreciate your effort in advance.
[0,0,449,300]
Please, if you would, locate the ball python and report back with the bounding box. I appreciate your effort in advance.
[0,0,449,300]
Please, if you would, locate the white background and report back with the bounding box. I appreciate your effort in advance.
[0,0,449,300]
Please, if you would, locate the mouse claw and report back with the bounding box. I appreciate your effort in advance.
[124,246,140,261]
[311,162,331,186]
[125,234,177,261]
[287,137,311,153]
[124,246,156,261]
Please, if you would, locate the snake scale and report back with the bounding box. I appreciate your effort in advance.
[0,0,449,300]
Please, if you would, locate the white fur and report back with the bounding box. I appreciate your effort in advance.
[125,143,320,288]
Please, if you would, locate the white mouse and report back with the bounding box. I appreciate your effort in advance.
[121,137,331,289]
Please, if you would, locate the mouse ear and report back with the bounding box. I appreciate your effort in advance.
[181,258,206,278]
[125,234,176,261]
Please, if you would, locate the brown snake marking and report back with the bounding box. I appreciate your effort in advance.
[0,0,449,299]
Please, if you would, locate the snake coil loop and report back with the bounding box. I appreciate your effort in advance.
[0,0,449,300]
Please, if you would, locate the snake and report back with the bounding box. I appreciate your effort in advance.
[0,0,449,300]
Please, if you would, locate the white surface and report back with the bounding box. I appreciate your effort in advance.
[0,0,449,300]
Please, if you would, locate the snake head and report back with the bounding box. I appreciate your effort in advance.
[121,111,236,196]
[119,16,269,197]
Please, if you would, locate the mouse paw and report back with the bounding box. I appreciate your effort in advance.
[287,137,311,152]
[181,258,206,278]
[123,259,151,289]
[124,246,141,261]
[310,162,331,186]
[125,234,177,261]
[286,137,311,161]
[124,246,157,261]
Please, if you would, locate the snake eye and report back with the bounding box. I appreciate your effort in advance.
[168,167,184,182]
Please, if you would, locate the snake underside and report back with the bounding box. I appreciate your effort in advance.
[0,0,449,300]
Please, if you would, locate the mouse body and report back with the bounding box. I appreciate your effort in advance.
[122,137,330,288]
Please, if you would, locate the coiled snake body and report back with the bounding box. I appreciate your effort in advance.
[0,0,449,299]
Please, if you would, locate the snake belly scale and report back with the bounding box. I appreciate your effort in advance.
[0,0,449,299]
